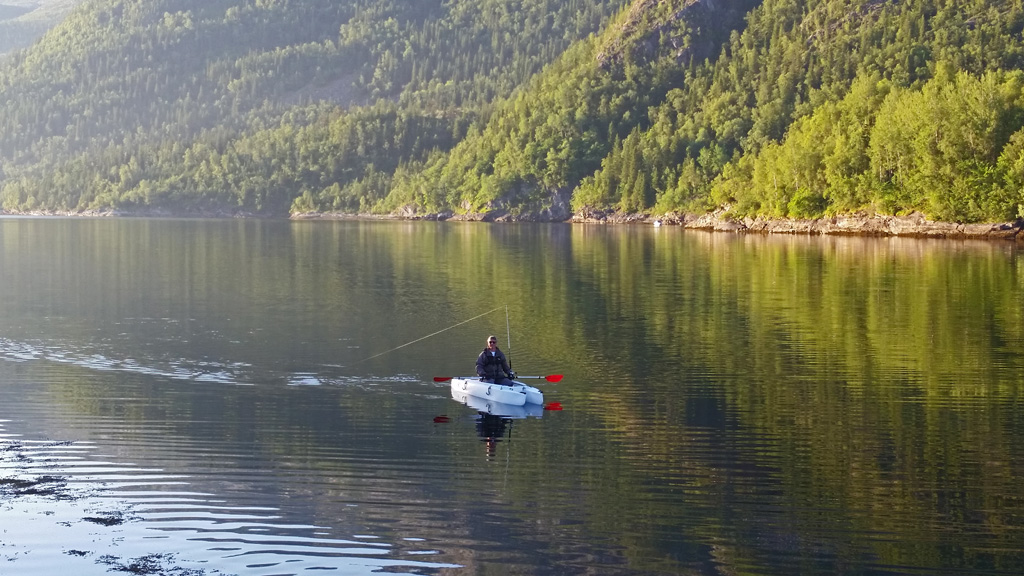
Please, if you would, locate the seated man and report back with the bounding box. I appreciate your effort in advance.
[476,335,516,384]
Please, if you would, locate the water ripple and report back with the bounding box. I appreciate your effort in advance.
[0,337,250,385]
[0,426,460,576]
[0,337,425,393]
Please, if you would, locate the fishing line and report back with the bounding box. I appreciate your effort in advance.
[352,305,506,364]
[505,304,512,371]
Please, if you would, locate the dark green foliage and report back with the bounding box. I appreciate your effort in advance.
[0,0,623,214]
[3,0,1024,222]
[570,0,1024,222]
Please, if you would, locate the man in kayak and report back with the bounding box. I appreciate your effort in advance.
[476,335,516,384]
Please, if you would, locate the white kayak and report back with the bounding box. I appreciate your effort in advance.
[451,389,544,418]
[450,377,544,406]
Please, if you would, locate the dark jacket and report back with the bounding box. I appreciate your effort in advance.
[476,347,511,381]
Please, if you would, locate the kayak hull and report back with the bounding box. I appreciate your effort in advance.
[450,378,544,406]
[517,383,544,405]
[451,389,544,418]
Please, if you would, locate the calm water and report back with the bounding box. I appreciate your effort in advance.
[1,218,1023,575]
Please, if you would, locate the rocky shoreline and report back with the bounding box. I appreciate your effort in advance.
[5,208,1023,241]
[300,209,1024,241]
[572,209,1024,241]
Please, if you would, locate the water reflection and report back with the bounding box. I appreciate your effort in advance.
[2,218,1024,575]
[0,421,459,575]
[449,388,545,460]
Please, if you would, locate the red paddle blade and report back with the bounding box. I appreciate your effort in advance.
[544,402,563,411]
[433,377,453,382]
[545,374,563,382]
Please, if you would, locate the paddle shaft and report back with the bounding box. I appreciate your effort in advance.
[434,374,562,383]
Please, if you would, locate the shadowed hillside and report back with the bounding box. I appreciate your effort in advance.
[2,0,1023,225]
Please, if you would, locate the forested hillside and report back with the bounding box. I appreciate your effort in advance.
[2,0,1023,223]
[0,0,624,214]
[0,1,82,56]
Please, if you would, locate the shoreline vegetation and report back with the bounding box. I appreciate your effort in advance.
[6,3,1024,233]
[5,2,1024,234]
[4,208,1022,241]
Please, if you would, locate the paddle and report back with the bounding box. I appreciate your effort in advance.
[433,374,563,383]
[515,375,563,382]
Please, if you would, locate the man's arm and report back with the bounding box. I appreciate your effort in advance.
[476,352,486,377]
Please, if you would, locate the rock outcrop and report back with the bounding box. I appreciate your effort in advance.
[572,209,1024,240]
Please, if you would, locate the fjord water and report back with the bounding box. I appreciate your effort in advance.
[1,218,1023,576]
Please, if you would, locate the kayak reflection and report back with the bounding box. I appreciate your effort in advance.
[451,389,543,459]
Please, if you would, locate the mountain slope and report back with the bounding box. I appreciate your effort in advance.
[0,0,625,214]
[387,0,1024,223]
[2,0,1024,223]
[381,0,759,218]
[0,0,83,56]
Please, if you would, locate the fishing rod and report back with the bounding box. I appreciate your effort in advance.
[354,305,505,364]
[433,307,567,382]
[505,304,512,373]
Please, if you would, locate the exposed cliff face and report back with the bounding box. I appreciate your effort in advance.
[596,0,761,70]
